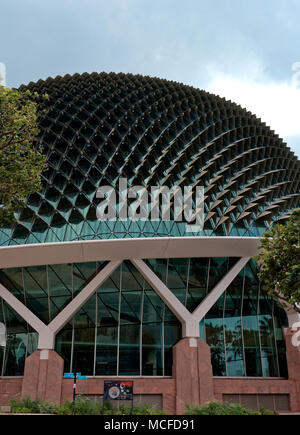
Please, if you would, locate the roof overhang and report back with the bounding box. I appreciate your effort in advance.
[0,237,260,269]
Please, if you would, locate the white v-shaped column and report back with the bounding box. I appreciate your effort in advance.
[0,260,121,349]
[131,257,250,337]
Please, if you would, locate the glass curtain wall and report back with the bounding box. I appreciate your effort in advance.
[0,261,106,376]
[0,299,38,376]
[56,260,181,376]
[204,259,288,378]
[0,258,288,378]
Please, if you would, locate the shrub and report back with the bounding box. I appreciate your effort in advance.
[55,401,73,415]
[185,402,275,415]
[9,397,166,415]
[102,402,166,415]
[132,403,167,415]
[69,398,102,415]
[10,397,42,414]
[103,400,114,414]
[12,407,32,414]
[38,401,60,414]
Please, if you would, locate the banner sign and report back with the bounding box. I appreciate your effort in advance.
[103,381,133,401]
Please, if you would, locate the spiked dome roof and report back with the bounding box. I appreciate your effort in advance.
[0,72,299,246]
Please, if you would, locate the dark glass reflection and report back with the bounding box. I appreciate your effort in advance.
[119,324,140,376]
[187,258,209,312]
[203,259,288,378]
[2,303,31,376]
[224,270,245,377]
[142,322,163,376]
[72,294,96,376]
[55,323,73,372]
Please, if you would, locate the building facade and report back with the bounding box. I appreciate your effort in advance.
[0,72,299,413]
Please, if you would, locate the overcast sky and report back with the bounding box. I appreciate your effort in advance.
[1,0,300,157]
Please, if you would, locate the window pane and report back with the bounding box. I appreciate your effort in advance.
[224,270,245,377]
[206,317,226,376]
[167,258,189,305]
[206,291,226,376]
[164,318,181,376]
[23,266,49,323]
[73,262,97,296]
[48,264,73,320]
[207,258,228,292]
[146,259,168,284]
[55,323,73,373]
[142,322,163,376]
[0,268,24,303]
[3,332,27,376]
[143,290,164,323]
[72,294,96,376]
[242,263,262,377]
[122,261,144,291]
[95,326,118,375]
[3,302,28,375]
[119,323,140,376]
[259,314,278,377]
[120,291,142,325]
[187,258,209,312]
[273,304,288,378]
[243,316,262,377]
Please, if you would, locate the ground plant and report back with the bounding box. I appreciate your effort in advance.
[185,402,276,415]
[8,397,166,415]
[6,397,276,415]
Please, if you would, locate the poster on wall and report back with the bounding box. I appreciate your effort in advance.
[103,381,134,401]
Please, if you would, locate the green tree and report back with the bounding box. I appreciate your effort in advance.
[0,84,46,225]
[255,210,300,313]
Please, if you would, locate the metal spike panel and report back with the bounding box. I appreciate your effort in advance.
[0,72,299,245]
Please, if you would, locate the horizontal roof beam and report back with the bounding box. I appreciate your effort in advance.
[0,237,260,269]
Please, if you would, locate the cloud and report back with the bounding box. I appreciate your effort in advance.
[206,59,300,156]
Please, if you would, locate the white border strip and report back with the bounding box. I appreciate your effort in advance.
[0,237,260,268]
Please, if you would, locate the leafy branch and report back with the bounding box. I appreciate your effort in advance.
[0,85,47,225]
[255,210,300,313]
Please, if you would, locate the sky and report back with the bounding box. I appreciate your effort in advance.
[1,0,300,157]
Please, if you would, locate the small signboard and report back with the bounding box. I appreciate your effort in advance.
[64,372,87,379]
[103,380,134,414]
[64,372,76,379]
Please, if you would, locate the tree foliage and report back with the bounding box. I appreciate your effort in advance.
[0,85,47,225]
[255,210,300,313]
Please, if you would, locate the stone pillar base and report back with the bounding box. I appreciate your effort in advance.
[173,337,215,414]
[21,350,64,404]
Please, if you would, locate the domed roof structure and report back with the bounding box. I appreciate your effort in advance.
[1,72,300,399]
[1,72,299,246]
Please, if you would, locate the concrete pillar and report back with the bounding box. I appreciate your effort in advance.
[173,337,215,414]
[21,350,64,404]
[284,327,300,412]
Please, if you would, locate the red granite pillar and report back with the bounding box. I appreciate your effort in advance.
[173,337,215,414]
[21,350,64,404]
[284,327,300,412]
